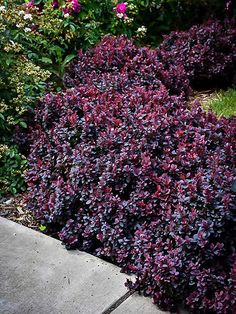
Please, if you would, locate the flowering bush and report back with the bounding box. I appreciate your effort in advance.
[0,0,51,194]
[0,1,51,135]
[111,0,231,46]
[0,0,111,88]
[26,30,236,313]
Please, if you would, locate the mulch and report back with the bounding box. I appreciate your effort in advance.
[189,89,219,109]
[0,194,39,230]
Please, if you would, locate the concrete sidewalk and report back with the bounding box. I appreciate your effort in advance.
[0,217,165,314]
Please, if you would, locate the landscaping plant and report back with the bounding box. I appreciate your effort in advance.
[1,0,231,81]
[157,19,236,88]
[126,0,232,46]
[26,18,236,313]
[0,145,27,195]
[0,0,51,194]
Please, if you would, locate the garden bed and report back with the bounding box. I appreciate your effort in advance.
[1,2,235,314]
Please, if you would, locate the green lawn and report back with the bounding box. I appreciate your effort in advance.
[206,89,236,117]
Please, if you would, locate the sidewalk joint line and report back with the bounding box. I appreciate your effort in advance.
[101,289,135,314]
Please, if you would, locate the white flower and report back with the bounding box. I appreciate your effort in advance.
[24,27,31,32]
[64,13,70,18]
[0,5,6,12]
[23,13,32,20]
[137,26,147,34]
[19,10,25,15]
[116,13,124,19]
[124,17,134,25]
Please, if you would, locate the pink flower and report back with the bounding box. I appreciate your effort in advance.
[71,0,81,13]
[116,3,127,14]
[52,0,59,8]
[62,0,81,15]
[24,1,34,8]
[62,7,70,14]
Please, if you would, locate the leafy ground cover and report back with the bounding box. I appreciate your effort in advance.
[25,18,236,313]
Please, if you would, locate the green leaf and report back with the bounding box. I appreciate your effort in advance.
[9,150,15,158]
[19,121,27,129]
[11,187,17,194]
[62,54,76,68]
[70,24,76,32]
[41,57,53,64]
[49,45,63,59]
[39,224,47,232]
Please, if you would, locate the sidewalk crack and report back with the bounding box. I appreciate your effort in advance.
[102,289,135,314]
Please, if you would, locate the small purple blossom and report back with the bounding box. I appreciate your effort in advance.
[71,0,81,13]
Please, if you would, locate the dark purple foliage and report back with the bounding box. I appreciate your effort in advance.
[157,19,236,87]
[64,35,190,98]
[26,20,236,314]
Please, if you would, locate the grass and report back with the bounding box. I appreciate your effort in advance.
[205,88,236,117]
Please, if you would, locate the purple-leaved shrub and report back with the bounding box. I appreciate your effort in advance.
[26,20,236,313]
[157,19,236,87]
[64,35,190,97]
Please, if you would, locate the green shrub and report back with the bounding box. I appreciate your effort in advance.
[0,145,27,195]
[0,0,50,194]
[0,0,51,140]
